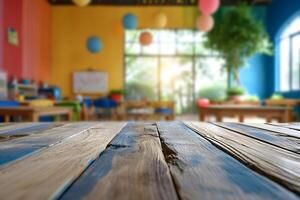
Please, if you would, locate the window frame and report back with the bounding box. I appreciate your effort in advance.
[123,29,224,101]
[277,14,300,92]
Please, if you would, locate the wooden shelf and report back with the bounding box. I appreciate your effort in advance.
[8,84,38,99]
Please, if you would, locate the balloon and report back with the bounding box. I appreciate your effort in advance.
[139,31,153,46]
[86,36,103,53]
[72,0,91,7]
[155,13,168,28]
[123,13,138,30]
[197,15,214,32]
[198,0,220,15]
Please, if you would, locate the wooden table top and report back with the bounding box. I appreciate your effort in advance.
[0,122,299,200]
[201,105,292,110]
[0,106,72,112]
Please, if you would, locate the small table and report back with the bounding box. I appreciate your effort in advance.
[199,105,293,122]
[265,99,300,107]
[0,106,73,122]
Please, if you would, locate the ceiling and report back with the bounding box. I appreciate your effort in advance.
[49,0,272,6]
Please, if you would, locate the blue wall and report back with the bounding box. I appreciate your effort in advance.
[239,1,300,99]
[239,6,268,99]
[240,54,267,98]
[265,0,300,98]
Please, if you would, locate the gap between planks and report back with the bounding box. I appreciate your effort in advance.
[268,122,300,132]
[0,123,99,166]
[157,122,299,200]
[59,122,179,200]
[0,122,126,200]
[212,122,300,153]
[185,122,300,196]
[0,123,63,141]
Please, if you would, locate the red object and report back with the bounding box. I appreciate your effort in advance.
[197,15,214,32]
[139,31,153,46]
[198,0,220,15]
[197,98,210,108]
[110,94,122,102]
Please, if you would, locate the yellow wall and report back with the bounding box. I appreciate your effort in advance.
[51,6,198,98]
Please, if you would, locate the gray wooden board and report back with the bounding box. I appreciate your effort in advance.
[60,122,178,200]
[0,123,98,165]
[185,122,300,195]
[241,123,300,144]
[269,123,300,131]
[0,122,126,200]
[214,122,300,153]
[157,122,299,200]
[0,123,64,136]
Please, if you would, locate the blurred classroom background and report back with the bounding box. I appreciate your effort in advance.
[0,0,299,122]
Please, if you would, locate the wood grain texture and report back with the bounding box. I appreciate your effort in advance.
[158,122,299,200]
[214,122,300,153]
[185,122,300,195]
[269,123,300,131]
[0,122,126,200]
[241,123,300,143]
[60,122,178,200]
[0,123,98,165]
[0,123,63,136]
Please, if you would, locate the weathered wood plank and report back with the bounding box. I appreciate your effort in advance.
[0,123,63,136]
[0,122,126,200]
[269,123,300,131]
[0,123,98,165]
[241,123,300,143]
[185,122,300,195]
[0,123,23,133]
[60,122,178,200]
[0,123,64,142]
[158,122,299,200]
[214,122,300,153]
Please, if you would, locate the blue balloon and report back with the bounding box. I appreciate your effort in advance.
[87,36,102,53]
[123,13,138,30]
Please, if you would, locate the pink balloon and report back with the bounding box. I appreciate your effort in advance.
[197,15,214,32]
[198,0,220,15]
[139,31,153,46]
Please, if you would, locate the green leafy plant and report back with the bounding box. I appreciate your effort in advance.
[227,86,245,96]
[244,95,260,102]
[110,89,124,95]
[198,85,227,102]
[270,93,284,100]
[205,3,272,87]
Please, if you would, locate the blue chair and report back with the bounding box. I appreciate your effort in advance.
[0,100,20,107]
[93,98,118,120]
[0,101,20,122]
[83,98,93,109]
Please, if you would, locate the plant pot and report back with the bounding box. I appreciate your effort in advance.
[228,95,243,102]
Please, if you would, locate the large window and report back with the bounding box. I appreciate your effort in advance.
[278,15,300,91]
[124,29,226,113]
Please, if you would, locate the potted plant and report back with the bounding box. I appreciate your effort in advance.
[270,93,284,100]
[226,86,245,101]
[198,85,227,104]
[109,89,124,102]
[205,3,272,88]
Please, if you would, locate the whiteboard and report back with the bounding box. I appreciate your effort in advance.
[73,71,108,94]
